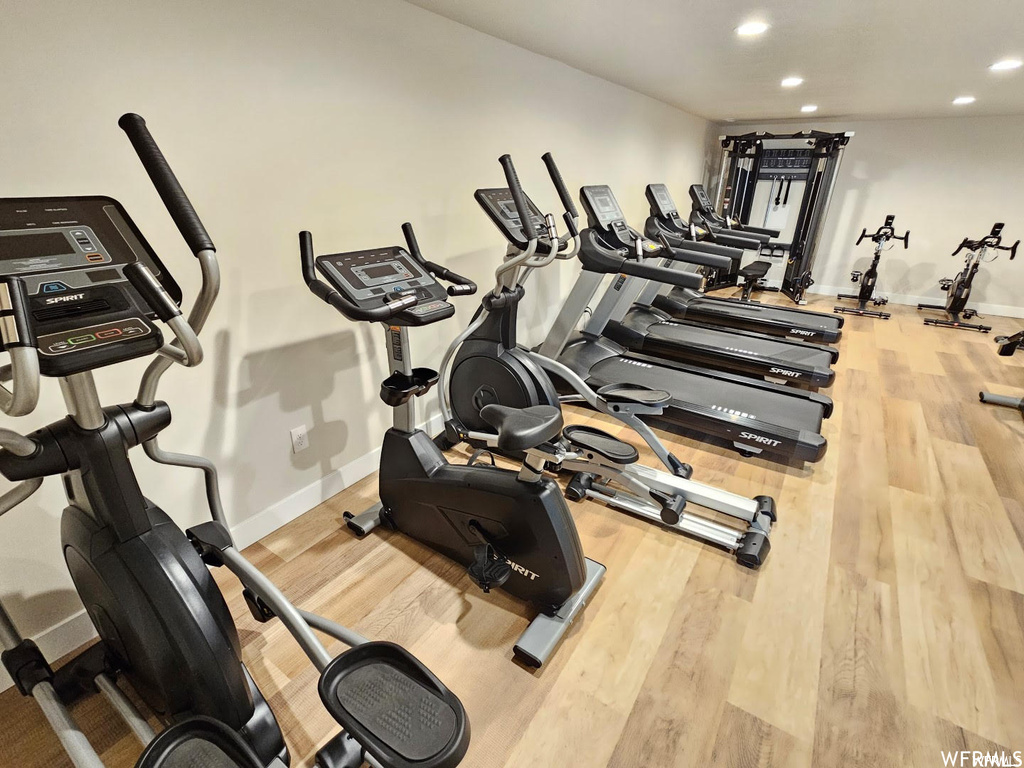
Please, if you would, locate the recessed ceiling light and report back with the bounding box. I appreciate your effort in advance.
[801,104,818,113]
[736,21,769,37]
[990,59,1022,71]
[952,96,976,105]
[781,77,804,88]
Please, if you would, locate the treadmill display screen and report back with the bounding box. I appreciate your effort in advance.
[587,187,624,227]
[649,184,676,216]
[0,231,74,261]
[690,184,714,211]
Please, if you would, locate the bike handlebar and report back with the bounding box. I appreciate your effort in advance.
[299,231,417,322]
[401,222,478,296]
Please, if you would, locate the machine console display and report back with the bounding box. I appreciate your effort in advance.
[474,188,547,250]
[580,185,627,230]
[315,246,452,327]
[0,196,183,376]
[689,184,715,214]
[645,184,680,219]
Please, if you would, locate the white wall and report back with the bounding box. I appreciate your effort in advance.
[715,116,1024,316]
[0,0,708,684]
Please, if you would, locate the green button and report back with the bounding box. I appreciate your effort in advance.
[68,334,95,345]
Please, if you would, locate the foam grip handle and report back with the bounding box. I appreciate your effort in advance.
[856,229,867,246]
[402,222,424,263]
[625,261,704,289]
[1010,240,1019,260]
[123,262,182,322]
[904,231,910,249]
[118,113,215,256]
[499,154,538,239]
[542,153,577,218]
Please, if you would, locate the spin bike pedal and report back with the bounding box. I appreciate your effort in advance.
[318,642,469,768]
[939,278,954,291]
[850,270,862,283]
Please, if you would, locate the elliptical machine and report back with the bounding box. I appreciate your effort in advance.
[299,219,604,668]
[979,330,1024,418]
[0,115,469,768]
[438,154,776,569]
[834,215,909,320]
[918,223,1018,333]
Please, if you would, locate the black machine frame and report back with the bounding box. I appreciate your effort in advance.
[712,130,853,304]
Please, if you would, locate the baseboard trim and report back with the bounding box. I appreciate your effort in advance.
[2,413,445,692]
[810,285,1024,319]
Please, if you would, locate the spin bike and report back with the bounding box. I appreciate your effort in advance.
[299,222,604,668]
[918,223,1018,332]
[0,115,468,768]
[834,215,909,319]
[979,330,1024,418]
[438,154,776,569]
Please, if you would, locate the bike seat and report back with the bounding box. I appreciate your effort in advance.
[135,717,271,767]
[739,261,771,279]
[562,425,640,464]
[318,642,469,768]
[479,404,563,453]
[596,383,671,407]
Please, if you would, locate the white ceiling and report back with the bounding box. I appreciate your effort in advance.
[405,0,1024,121]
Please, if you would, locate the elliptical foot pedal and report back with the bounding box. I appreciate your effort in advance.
[596,383,671,407]
[563,425,639,465]
[319,642,469,768]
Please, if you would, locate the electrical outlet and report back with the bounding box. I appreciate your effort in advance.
[290,425,309,454]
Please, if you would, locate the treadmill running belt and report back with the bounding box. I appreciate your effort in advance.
[589,357,825,433]
[645,323,835,370]
[686,295,842,335]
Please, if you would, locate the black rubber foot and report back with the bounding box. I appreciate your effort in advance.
[736,532,770,569]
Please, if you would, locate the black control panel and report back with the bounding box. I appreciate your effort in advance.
[580,185,660,254]
[315,246,453,327]
[689,184,716,215]
[0,197,182,376]
[475,188,547,250]
[646,184,685,227]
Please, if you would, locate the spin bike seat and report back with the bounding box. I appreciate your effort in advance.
[318,642,469,768]
[480,404,563,453]
[596,383,671,407]
[562,425,640,464]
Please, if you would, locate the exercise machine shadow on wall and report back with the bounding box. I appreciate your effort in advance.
[917,223,1018,333]
[439,153,777,568]
[299,219,604,668]
[0,115,469,768]
[980,330,1024,418]
[834,215,909,320]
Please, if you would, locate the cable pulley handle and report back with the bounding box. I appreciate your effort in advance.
[299,231,418,321]
[118,113,215,257]
[541,153,577,219]
[498,155,538,240]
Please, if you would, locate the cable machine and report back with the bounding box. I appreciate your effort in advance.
[713,130,853,304]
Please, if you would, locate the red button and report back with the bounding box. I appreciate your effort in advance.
[85,253,104,262]
[96,329,122,339]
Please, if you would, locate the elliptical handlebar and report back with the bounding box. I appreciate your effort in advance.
[541,152,579,226]
[299,231,418,322]
[499,154,538,241]
[401,222,477,297]
[118,114,215,257]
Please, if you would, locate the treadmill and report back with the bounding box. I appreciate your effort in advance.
[648,184,844,344]
[591,185,836,389]
[530,185,833,465]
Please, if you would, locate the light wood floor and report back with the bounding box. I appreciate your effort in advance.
[3,292,1024,767]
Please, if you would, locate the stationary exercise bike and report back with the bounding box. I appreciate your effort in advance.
[438,154,776,568]
[299,221,604,668]
[979,330,1024,418]
[0,115,469,768]
[918,223,1018,332]
[834,215,909,319]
